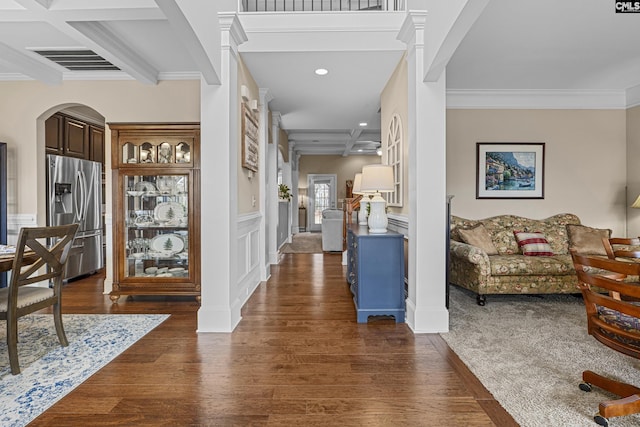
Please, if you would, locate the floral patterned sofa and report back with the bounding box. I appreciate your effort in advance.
[449,213,588,305]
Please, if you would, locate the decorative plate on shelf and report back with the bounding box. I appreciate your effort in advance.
[154,201,186,224]
[134,214,154,226]
[150,233,185,254]
[134,181,157,195]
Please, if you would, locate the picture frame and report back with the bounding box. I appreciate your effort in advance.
[241,103,259,172]
[476,142,545,199]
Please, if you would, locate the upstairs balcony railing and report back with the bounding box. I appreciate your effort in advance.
[240,0,405,12]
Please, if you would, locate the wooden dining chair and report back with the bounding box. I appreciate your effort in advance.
[602,237,640,260]
[571,252,640,427]
[0,223,78,374]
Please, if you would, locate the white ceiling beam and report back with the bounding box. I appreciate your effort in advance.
[155,0,221,85]
[67,21,158,84]
[342,129,362,157]
[10,0,160,84]
[9,0,164,21]
[17,0,50,10]
[0,41,61,84]
[422,0,489,82]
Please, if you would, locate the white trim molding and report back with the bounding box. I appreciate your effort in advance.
[387,213,408,236]
[627,84,640,109]
[446,89,627,110]
[235,212,262,322]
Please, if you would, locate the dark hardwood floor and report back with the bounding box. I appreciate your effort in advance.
[29,253,516,426]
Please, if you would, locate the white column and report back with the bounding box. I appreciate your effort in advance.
[400,11,449,333]
[258,88,273,281]
[291,151,300,234]
[198,13,247,332]
[267,112,280,265]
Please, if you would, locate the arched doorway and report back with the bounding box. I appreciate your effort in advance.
[40,104,106,281]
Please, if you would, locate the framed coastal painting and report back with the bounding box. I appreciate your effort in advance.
[476,142,545,199]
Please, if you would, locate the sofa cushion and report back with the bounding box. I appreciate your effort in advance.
[451,214,580,256]
[458,224,498,255]
[490,254,574,276]
[514,231,553,256]
[566,224,611,255]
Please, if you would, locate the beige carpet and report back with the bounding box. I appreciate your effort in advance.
[280,232,323,253]
[440,286,640,427]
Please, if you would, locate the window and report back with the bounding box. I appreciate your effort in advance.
[386,114,403,207]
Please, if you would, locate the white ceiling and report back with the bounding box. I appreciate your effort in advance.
[1,0,639,156]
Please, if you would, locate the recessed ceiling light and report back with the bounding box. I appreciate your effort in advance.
[315,68,328,76]
[359,122,368,127]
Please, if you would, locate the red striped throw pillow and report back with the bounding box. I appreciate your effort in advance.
[513,231,554,256]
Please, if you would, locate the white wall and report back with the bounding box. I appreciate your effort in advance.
[447,108,627,235]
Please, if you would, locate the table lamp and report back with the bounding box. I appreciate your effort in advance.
[360,164,394,233]
[352,173,369,226]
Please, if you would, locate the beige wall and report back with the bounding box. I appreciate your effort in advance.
[446,109,627,235]
[0,80,200,226]
[237,57,261,214]
[380,53,409,215]
[627,105,640,236]
[298,155,381,203]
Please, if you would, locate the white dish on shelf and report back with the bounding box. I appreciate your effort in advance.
[134,181,157,194]
[127,190,145,197]
[150,234,185,254]
[134,214,154,226]
[154,201,186,223]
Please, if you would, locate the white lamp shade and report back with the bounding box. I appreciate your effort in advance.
[360,164,394,193]
[352,173,363,195]
[632,195,640,208]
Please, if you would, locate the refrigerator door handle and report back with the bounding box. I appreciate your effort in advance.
[76,170,87,222]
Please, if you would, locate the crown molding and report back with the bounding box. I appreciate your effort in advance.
[627,85,640,109]
[446,89,627,110]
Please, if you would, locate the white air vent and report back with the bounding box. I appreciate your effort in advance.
[32,49,120,71]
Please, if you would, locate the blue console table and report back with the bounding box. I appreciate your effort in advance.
[347,225,405,323]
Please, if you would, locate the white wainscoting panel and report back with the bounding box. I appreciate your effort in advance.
[234,212,262,317]
[387,213,408,236]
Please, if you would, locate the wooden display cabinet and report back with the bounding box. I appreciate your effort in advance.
[109,123,201,302]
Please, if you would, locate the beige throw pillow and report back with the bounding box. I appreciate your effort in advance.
[566,224,612,255]
[458,224,499,255]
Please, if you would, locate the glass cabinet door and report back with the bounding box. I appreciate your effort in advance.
[123,174,189,279]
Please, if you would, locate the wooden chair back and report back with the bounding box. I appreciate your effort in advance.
[571,252,640,359]
[602,237,640,260]
[0,223,78,374]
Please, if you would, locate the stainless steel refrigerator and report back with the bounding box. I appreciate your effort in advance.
[47,154,103,280]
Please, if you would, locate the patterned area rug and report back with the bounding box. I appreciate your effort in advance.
[280,232,323,253]
[0,313,169,427]
[440,286,640,427]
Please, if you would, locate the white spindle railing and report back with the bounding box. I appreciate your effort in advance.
[240,0,405,12]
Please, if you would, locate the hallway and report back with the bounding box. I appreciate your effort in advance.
[31,253,514,426]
